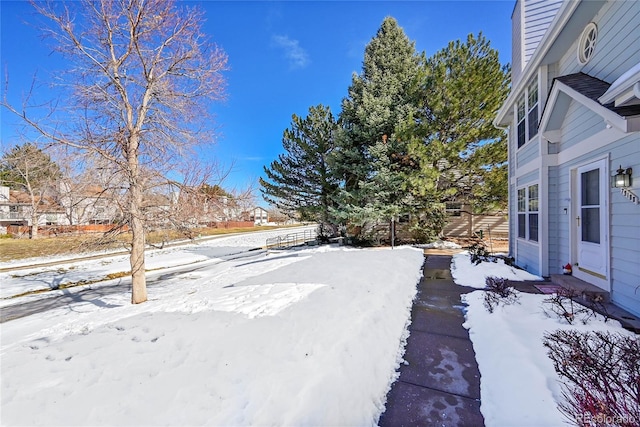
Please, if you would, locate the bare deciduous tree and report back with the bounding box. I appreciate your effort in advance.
[2,0,227,303]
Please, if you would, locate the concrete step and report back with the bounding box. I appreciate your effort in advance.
[550,274,610,303]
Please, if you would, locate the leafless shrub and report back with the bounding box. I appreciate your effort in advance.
[483,276,519,313]
[543,330,640,426]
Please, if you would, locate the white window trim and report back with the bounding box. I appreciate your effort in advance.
[577,23,598,66]
[516,183,539,243]
[515,76,540,151]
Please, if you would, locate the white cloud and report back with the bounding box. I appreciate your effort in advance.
[271,35,310,70]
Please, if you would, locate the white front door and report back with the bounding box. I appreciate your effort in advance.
[574,159,609,288]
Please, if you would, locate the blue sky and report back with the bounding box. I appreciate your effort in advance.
[1,0,514,197]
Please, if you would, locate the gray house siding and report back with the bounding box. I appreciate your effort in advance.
[499,0,640,318]
[552,163,572,275]
[517,241,541,275]
[509,183,516,256]
[516,169,539,187]
[609,134,640,315]
[512,0,523,84]
[559,103,606,152]
[558,0,640,80]
[516,139,540,168]
[512,0,563,85]
[524,0,563,65]
[548,0,640,307]
[546,166,561,273]
[546,63,559,94]
[548,131,640,316]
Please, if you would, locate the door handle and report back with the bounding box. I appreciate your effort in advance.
[576,216,580,227]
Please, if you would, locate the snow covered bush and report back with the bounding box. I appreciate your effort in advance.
[483,276,519,313]
[543,330,640,427]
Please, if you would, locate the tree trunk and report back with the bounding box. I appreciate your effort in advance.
[128,137,147,304]
[129,180,147,304]
[30,213,39,239]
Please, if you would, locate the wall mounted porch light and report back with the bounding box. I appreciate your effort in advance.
[612,166,632,188]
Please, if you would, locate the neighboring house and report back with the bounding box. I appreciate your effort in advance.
[495,0,640,317]
[142,193,174,227]
[250,207,269,225]
[212,196,245,223]
[170,189,246,226]
[57,182,120,225]
[0,185,67,232]
[1,183,121,235]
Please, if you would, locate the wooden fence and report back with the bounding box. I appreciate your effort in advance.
[442,213,508,238]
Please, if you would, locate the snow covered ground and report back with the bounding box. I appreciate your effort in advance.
[0,226,315,302]
[451,251,541,288]
[2,236,636,427]
[0,231,425,426]
[452,252,636,427]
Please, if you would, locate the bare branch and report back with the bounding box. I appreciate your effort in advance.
[1,0,228,303]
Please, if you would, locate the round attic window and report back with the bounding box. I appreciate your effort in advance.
[578,23,598,65]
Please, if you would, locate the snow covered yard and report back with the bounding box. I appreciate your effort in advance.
[0,226,316,300]
[452,252,637,427]
[0,245,424,426]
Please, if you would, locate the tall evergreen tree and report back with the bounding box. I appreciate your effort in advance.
[334,17,423,238]
[405,33,510,215]
[333,134,420,243]
[0,143,61,190]
[0,143,62,238]
[260,105,339,225]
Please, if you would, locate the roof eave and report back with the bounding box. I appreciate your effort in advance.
[494,0,582,128]
[541,79,638,135]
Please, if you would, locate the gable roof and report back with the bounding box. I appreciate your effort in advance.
[540,72,640,136]
[556,73,640,117]
[598,60,640,106]
[5,190,66,213]
[495,0,606,127]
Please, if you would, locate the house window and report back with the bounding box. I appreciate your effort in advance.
[517,188,526,238]
[517,184,539,242]
[517,99,526,148]
[46,214,57,225]
[527,80,539,140]
[528,184,539,242]
[446,203,462,217]
[516,77,539,148]
[577,23,597,65]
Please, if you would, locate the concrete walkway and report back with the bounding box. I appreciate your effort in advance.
[378,254,485,426]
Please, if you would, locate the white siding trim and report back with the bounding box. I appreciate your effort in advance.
[544,127,627,166]
[570,157,611,291]
[541,80,630,133]
[598,60,640,104]
[540,161,550,275]
[495,1,584,126]
[510,158,540,185]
